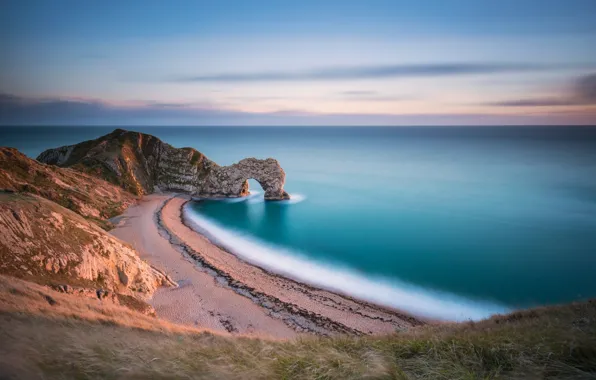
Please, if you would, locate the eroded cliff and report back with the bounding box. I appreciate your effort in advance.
[0,192,174,309]
[0,147,136,228]
[0,149,176,313]
[37,128,290,200]
[198,158,290,200]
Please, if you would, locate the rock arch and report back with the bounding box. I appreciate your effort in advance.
[36,129,291,200]
[196,158,290,200]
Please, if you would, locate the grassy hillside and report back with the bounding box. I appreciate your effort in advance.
[1,275,594,379]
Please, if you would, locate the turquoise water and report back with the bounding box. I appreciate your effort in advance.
[3,126,596,320]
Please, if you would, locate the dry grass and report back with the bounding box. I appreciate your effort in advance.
[1,275,595,379]
[0,275,200,334]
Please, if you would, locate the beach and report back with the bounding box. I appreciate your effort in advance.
[110,194,423,337]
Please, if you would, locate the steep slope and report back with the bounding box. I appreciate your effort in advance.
[0,192,174,310]
[1,275,594,379]
[36,128,210,195]
[37,128,290,199]
[0,147,136,228]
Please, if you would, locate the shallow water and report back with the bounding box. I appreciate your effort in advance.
[4,126,596,320]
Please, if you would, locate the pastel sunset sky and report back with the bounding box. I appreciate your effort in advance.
[1,0,596,125]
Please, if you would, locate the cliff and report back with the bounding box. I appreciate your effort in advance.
[0,148,175,313]
[0,147,136,228]
[0,192,174,310]
[37,128,290,200]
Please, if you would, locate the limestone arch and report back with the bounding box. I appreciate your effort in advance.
[197,158,290,200]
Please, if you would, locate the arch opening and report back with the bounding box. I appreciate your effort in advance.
[245,178,266,195]
[196,157,290,200]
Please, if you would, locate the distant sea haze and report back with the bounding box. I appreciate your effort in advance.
[4,125,596,320]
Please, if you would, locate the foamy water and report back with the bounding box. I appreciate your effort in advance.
[199,192,307,205]
[183,203,509,321]
[245,192,307,204]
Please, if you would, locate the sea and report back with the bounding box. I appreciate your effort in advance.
[2,125,596,321]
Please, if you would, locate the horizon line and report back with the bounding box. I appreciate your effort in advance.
[2,124,596,128]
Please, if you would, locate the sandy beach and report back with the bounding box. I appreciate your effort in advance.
[111,194,423,337]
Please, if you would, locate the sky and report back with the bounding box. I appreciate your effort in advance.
[1,0,596,126]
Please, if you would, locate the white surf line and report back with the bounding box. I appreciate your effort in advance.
[183,205,510,322]
[196,191,307,205]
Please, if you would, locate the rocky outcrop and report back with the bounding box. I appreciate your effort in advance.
[0,192,175,301]
[0,147,175,312]
[36,129,204,196]
[0,147,136,226]
[197,158,290,200]
[37,129,290,200]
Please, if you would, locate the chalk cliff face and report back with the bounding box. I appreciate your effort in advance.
[0,192,175,306]
[198,158,290,200]
[37,129,289,200]
[36,129,211,196]
[0,147,175,313]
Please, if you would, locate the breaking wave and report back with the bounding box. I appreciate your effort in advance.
[247,192,307,204]
[195,191,306,205]
[183,204,510,321]
[282,193,307,204]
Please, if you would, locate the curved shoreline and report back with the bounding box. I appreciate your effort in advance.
[110,194,296,338]
[157,194,424,335]
[156,197,361,335]
[180,201,427,326]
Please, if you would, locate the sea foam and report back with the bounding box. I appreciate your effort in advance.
[183,204,510,321]
[197,191,306,205]
[246,192,307,204]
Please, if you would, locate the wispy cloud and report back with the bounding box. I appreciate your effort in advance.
[0,94,241,125]
[487,73,596,108]
[341,91,379,96]
[488,98,577,107]
[340,90,415,102]
[1,93,595,126]
[172,63,559,83]
[576,73,596,103]
[140,100,210,108]
[224,92,414,103]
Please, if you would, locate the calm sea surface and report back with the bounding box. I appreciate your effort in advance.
[3,126,596,320]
